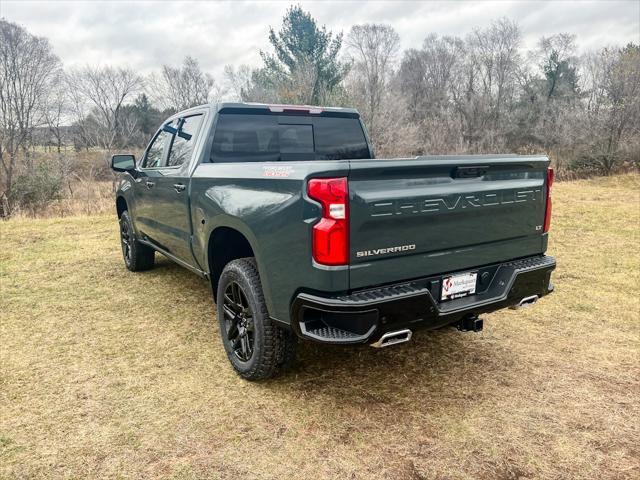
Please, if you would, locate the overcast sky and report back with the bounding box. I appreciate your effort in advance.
[2,0,639,80]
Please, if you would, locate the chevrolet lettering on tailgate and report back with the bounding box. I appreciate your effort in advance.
[370,189,543,217]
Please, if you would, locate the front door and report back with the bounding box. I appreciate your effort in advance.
[133,126,173,245]
[149,113,205,265]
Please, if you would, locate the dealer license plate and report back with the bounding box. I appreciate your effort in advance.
[441,271,478,301]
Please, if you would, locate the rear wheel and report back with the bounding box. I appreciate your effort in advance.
[217,258,297,380]
[119,210,154,271]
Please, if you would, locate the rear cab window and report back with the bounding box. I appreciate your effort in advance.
[209,112,370,162]
[167,114,204,167]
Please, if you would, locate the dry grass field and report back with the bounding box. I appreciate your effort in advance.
[1,175,639,479]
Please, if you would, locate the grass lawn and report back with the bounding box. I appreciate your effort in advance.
[1,174,639,479]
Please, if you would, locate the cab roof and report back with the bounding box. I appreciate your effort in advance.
[215,102,359,116]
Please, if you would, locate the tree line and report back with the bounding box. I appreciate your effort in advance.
[1,6,638,215]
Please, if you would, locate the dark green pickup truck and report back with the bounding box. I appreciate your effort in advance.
[111,102,556,380]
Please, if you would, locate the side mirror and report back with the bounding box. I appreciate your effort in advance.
[111,154,136,172]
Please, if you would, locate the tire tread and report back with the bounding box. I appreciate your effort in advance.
[218,257,296,380]
[120,210,154,272]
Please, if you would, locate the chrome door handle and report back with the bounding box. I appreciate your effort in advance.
[173,183,186,193]
[145,181,155,189]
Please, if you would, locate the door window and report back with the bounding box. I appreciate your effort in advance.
[167,114,204,167]
[143,127,172,168]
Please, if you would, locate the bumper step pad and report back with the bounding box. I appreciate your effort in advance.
[303,326,361,341]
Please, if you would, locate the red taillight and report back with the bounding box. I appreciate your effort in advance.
[307,177,349,265]
[544,167,554,233]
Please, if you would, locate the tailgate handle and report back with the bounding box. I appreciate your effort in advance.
[454,166,489,178]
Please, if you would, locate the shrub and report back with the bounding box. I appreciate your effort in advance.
[8,162,64,215]
[569,152,622,176]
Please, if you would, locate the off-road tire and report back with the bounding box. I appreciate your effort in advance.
[119,210,155,272]
[217,257,297,380]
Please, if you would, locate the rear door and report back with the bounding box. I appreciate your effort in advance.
[347,156,550,289]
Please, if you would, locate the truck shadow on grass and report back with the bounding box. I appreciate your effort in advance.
[152,257,512,409]
[277,330,511,407]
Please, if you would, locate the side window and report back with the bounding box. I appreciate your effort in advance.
[143,128,172,168]
[167,114,203,167]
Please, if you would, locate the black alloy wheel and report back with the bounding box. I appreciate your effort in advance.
[118,210,154,271]
[222,281,255,362]
[216,257,297,380]
[120,215,133,266]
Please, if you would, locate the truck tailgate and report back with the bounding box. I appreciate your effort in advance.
[347,155,550,289]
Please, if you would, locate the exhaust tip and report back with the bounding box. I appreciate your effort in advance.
[370,329,412,348]
[510,295,539,310]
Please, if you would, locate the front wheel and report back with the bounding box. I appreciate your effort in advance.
[119,210,154,271]
[217,258,297,380]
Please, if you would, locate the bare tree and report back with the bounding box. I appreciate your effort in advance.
[224,64,280,103]
[66,65,144,164]
[397,35,464,153]
[346,24,400,140]
[0,19,60,210]
[422,35,464,109]
[603,45,640,163]
[465,18,522,149]
[224,65,252,101]
[149,56,220,111]
[44,71,70,154]
[578,44,640,173]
